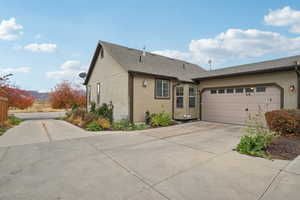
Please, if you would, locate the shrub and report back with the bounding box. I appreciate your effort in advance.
[236,109,276,158]
[112,120,131,131]
[132,123,149,130]
[8,116,22,126]
[150,112,173,127]
[145,110,151,125]
[236,134,274,158]
[0,127,6,136]
[82,112,99,127]
[265,109,300,135]
[90,102,96,113]
[97,118,111,129]
[71,108,87,120]
[96,103,113,123]
[86,121,102,131]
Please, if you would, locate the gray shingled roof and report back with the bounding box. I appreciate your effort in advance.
[193,55,300,80]
[100,41,206,82]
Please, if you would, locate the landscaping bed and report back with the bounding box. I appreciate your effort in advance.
[235,109,300,160]
[0,116,23,136]
[267,135,300,160]
[63,102,176,132]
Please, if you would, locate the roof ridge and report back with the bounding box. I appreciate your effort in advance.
[99,40,204,68]
[210,54,300,72]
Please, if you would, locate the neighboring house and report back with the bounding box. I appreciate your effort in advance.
[84,41,300,125]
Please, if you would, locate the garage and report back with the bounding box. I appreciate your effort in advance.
[201,85,282,125]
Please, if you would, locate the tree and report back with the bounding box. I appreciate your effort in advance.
[0,74,34,109]
[49,81,86,109]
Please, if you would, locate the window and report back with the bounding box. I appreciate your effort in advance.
[210,89,217,94]
[245,88,254,93]
[235,88,244,93]
[155,79,170,98]
[87,85,91,104]
[256,87,266,92]
[218,89,225,94]
[176,87,184,108]
[226,88,234,94]
[97,83,101,104]
[189,87,196,108]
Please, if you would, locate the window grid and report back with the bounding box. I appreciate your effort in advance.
[155,79,170,98]
[176,86,184,108]
[189,87,196,108]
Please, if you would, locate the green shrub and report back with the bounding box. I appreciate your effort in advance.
[236,133,274,158]
[96,103,113,123]
[0,127,7,136]
[265,109,300,135]
[8,117,22,126]
[112,120,131,131]
[132,123,149,130]
[150,112,173,127]
[86,121,102,131]
[90,102,96,113]
[236,108,276,158]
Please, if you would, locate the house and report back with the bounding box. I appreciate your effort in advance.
[84,41,300,125]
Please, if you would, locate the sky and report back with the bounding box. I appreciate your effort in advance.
[1,0,300,92]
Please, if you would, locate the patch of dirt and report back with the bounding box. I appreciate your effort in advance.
[267,135,300,160]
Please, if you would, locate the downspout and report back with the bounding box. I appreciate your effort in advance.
[296,66,300,109]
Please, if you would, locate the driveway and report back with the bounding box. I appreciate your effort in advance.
[0,120,299,200]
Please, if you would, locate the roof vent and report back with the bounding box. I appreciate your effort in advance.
[142,46,146,56]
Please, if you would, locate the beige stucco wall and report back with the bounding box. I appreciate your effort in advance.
[133,76,175,122]
[198,71,298,109]
[87,47,129,121]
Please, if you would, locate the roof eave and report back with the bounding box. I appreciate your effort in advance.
[193,65,296,82]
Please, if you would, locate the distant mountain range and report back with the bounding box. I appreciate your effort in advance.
[28,91,49,101]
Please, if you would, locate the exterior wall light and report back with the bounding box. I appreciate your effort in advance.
[289,85,295,92]
[143,80,148,87]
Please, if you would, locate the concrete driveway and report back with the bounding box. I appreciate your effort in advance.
[0,120,299,200]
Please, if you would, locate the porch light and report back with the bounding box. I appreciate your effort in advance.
[289,85,295,92]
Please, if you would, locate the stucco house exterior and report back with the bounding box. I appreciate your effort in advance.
[84,41,300,125]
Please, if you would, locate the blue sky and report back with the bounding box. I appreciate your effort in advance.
[1,0,300,92]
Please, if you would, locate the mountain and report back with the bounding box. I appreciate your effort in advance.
[28,91,49,101]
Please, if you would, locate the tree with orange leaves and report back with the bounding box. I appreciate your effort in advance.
[0,74,34,109]
[49,81,86,109]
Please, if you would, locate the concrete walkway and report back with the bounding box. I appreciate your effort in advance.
[0,119,97,147]
[0,120,299,199]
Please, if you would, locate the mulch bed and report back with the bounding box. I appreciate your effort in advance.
[267,135,300,160]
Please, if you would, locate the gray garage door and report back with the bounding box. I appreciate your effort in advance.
[201,86,281,125]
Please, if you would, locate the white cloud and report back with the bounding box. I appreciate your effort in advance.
[46,60,87,80]
[0,67,31,74]
[0,18,23,40]
[153,28,300,67]
[264,6,300,33]
[24,43,57,53]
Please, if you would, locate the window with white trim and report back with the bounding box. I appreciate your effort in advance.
[189,87,196,108]
[155,79,170,98]
[176,86,184,108]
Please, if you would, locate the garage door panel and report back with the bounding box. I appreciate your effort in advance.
[201,86,281,125]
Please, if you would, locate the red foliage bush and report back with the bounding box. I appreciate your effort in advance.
[0,82,34,109]
[49,81,86,109]
[265,110,300,135]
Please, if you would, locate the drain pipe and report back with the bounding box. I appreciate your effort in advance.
[296,66,300,109]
